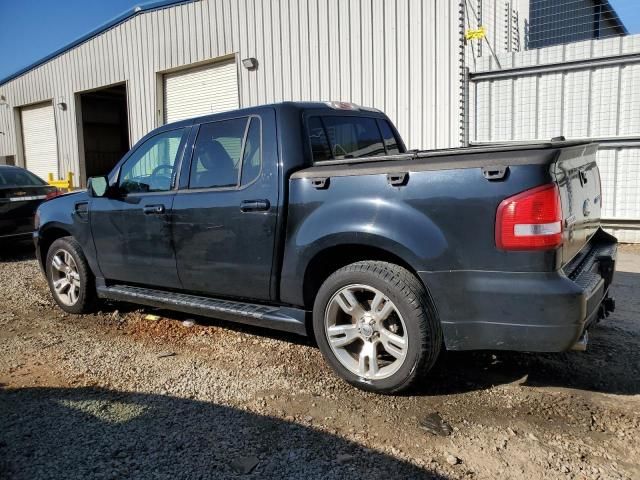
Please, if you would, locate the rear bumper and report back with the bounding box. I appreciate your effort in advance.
[419,229,617,352]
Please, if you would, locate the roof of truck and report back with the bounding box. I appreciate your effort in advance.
[161,101,387,130]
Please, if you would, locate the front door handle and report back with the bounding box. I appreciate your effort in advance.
[142,204,165,215]
[74,202,89,221]
[240,199,270,212]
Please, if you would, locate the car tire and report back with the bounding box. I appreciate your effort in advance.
[313,261,442,394]
[45,236,96,314]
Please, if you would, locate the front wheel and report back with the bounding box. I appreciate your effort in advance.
[313,261,442,394]
[46,236,96,314]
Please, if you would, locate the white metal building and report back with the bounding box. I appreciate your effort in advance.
[469,33,640,242]
[0,0,472,186]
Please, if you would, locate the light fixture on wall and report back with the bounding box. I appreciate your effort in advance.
[0,94,8,109]
[57,97,67,111]
[241,57,258,70]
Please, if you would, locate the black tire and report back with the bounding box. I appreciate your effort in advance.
[312,261,442,394]
[45,236,96,314]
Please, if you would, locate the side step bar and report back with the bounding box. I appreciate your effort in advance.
[96,284,309,336]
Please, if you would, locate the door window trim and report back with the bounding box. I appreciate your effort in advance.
[176,114,263,194]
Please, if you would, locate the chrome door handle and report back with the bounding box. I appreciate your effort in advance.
[240,199,270,212]
[142,204,165,215]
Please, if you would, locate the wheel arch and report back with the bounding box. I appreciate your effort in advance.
[301,242,426,310]
[38,225,73,271]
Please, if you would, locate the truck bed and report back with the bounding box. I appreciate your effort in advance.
[291,141,596,178]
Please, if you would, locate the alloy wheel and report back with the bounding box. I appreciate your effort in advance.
[324,284,408,380]
[50,249,81,306]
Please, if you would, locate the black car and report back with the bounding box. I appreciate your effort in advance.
[34,102,617,394]
[0,165,59,245]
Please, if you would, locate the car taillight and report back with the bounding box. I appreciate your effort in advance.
[45,189,62,200]
[496,183,563,251]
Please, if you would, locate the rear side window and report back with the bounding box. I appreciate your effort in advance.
[377,119,401,155]
[322,116,385,159]
[307,116,401,162]
[190,118,248,189]
[240,118,262,186]
[308,117,332,162]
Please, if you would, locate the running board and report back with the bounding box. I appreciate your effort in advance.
[96,284,308,336]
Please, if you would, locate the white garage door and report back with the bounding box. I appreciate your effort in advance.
[164,60,239,124]
[21,102,59,181]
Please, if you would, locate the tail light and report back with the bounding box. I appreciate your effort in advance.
[496,183,563,250]
[45,189,62,200]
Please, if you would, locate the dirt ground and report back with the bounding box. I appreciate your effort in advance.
[0,245,638,479]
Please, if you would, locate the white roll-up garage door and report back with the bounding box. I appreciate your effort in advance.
[164,60,239,124]
[21,102,59,181]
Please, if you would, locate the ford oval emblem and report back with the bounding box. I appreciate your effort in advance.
[583,199,591,217]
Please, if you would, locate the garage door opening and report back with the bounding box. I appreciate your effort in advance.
[79,84,129,180]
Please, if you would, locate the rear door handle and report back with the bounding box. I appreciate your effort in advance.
[240,199,270,212]
[142,204,165,215]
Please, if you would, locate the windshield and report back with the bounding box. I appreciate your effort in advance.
[0,168,47,187]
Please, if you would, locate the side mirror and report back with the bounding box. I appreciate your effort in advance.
[88,176,109,198]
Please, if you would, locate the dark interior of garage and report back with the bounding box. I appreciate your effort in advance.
[80,84,129,179]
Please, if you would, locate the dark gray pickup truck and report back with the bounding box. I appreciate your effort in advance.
[34,101,617,393]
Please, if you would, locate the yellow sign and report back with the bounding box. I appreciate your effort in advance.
[465,26,486,41]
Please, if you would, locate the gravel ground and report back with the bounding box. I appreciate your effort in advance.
[1,244,639,479]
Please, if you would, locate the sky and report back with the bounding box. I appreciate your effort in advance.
[0,0,639,80]
[0,0,139,80]
[609,0,640,34]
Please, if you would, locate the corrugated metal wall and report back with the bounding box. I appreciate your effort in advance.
[470,34,640,242]
[0,0,464,185]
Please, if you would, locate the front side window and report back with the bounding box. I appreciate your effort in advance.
[189,118,248,189]
[119,128,186,194]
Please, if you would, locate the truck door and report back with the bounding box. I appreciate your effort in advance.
[91,127,188,288]
[171,111,279,301]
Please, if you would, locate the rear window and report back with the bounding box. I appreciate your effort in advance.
[0,168,46,187]
[307,116,401,162]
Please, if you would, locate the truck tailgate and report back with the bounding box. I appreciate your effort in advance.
[554,143,602,266]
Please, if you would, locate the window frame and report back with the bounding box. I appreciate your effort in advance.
[239,116,264,188]
[304,114,404,164]
[113,126,189,196]
[178,114,263,193]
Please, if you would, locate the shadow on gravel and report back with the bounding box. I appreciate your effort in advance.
[0,386,446,480]
[0,242,36,263]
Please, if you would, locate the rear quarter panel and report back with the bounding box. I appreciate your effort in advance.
[280,157,560,307]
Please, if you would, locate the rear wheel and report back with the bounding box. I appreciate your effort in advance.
[46,237,96,314]
[313,261,442,394]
